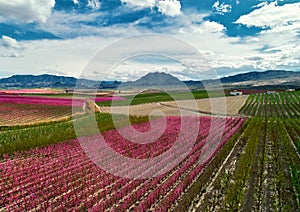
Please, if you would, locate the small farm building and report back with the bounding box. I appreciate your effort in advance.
[230,91,243,96]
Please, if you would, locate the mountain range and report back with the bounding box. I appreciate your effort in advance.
[0,70,299,90]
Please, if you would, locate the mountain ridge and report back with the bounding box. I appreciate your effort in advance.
[0,70,299,89]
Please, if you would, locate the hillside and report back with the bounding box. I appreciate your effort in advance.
[0,70,299,89]
[121,72,184,88]
[220,70,300,83]
[0,74,121,89]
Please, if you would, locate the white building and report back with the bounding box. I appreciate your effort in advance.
[287,89,295,92]
[230,90,243,96]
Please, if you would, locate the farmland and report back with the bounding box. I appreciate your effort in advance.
[239,90,300,118]
[184,117,299,211]
[100,96,248,116]
[0,116,246,211]
[0,90,299,211]
[0,95,126,127]
[0,103,75,126]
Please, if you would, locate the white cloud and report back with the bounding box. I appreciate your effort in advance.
[0,36,112,77]
[157,0,181,17]
[0,36,23,58]
[121,0,181,16]
[0,0,55,23]
[121,0,156,9]
[87,0,101,10]
[233,1,300,72]
[252,1,268,9]
[212,1,232,15]
[1,52,22,58]
[0,36,20,49]
[236,1,300,28]
[38,11,151,38]
[201,21,225,33]
[73,0,79,4]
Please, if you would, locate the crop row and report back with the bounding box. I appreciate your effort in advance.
[239,91,300,118]
[0,95,126,127]
[0,116,246,211]
[0,95,125,107]
[189,117,300,211]
[0,103,78,127]
[0,113,150,157]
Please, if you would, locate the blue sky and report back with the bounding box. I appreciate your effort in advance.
[0,0,299,80]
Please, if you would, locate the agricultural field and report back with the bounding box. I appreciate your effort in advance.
[0,103,75,126]
[0,95,125,127]
[0,90,299,211]
[96,90,227,107]
[100,96,248,116]
[239,90,300,118]
[0,116,246,211]
[184,118,299,211]
[0,95,84,127]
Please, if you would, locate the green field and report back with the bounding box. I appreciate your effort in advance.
[0,113,149,158]
[175,91,300,211]
[97,90,227,106]
[239,90,300,118]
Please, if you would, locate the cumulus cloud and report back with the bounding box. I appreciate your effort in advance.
[157,0,181,17]
[73,0,79,4]
[0,36,23,58]
[87,0,101,10]
[0,35,20,49]
[236,1,300,28]
[201,21,225,33]
[121,0,181,16]
[0,0,55,23]
[233,1,300,71]
[212,1,232,15]
[121,0,156,9]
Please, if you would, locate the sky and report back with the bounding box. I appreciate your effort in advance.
[0,0,299,81]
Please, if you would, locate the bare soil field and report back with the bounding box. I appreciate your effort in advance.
[99,96,248,117]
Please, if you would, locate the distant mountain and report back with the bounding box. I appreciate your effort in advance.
[219,70,300,83]
[0,70,299,90]
[0,74,121,89]
[121,72,184,88]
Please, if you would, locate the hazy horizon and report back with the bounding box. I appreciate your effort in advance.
[0,1,299,80]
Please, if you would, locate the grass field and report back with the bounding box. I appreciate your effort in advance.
[97,90,227,106]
